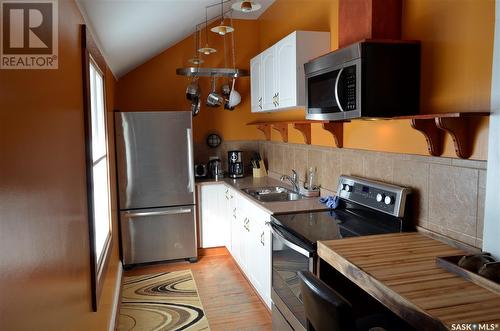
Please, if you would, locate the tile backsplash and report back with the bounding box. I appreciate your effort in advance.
[195,140,487,249]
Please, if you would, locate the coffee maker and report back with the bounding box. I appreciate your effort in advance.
[228,150,244,178]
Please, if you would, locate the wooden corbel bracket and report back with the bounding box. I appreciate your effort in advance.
[256,124,271,141]
[435,116,483,159]
[410,119,444,157]
[272,123,288,143]
[322,122,344,148]
[293,123,312,144]
[398,112,489,159]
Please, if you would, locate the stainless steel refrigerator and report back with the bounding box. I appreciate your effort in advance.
[115,111,197,266]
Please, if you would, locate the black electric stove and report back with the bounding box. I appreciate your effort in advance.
[270,175,413,331]
[271,200,408,253]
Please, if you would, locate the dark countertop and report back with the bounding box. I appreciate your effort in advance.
[196,176,328,215]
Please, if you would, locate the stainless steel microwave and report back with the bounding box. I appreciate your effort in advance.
[304,40,421,121]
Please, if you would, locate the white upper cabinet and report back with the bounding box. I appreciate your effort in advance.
[250,31,330,113]
[250,55,262,112]
[261,47,277,111]
[275,33,297,109]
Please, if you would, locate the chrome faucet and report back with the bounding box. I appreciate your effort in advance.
[280,169,300,193]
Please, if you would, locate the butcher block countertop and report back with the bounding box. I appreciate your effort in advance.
[317,232,500,331]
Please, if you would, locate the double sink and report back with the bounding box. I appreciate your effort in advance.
[241,186,303,202]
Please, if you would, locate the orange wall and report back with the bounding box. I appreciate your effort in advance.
[116,0,494,160]
[0,1,120,330]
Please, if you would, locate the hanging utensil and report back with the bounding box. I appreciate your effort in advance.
[191,96,201,116]
[207,77,224,107]
[228,77,241,108]
[221,83,231,96]
[186,77,200,101]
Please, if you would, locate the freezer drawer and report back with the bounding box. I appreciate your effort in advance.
[120,206,197,265]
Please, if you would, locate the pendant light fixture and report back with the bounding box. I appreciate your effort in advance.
[231,1,261,13]
[211,0,234,36]
[198,7,216,55]
[188,28,204,65]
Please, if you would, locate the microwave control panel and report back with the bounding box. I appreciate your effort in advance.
[343,65,357,111]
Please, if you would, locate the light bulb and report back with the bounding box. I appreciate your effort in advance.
[241,1,252,11]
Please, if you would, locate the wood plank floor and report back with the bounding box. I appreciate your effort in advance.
[124,250,272,331]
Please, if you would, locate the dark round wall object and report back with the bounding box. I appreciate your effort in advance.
[206,133,222,148]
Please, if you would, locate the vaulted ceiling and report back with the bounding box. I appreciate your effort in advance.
[77,0,274,77]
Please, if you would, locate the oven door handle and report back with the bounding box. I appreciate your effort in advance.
[334,67,345,112]
[270,223,314,258]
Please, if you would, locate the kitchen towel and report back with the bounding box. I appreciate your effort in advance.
[319,195,340,209]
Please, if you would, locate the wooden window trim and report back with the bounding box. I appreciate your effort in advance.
[81,24,113,312]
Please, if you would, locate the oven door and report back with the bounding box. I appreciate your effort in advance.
[270,223,314,331]
[305,61,361,121]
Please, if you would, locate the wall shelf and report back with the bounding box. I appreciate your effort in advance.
[396,112,490,159]
[247,120,347,147]
[248,112,489,159]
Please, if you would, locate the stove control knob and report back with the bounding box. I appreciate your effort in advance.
[376,193,384,202]
[343,184,352,192]
[384,195,394,205]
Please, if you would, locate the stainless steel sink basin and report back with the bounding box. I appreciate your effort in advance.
[241,186,303,202]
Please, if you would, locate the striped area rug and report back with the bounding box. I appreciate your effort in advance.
[118,270,210,331]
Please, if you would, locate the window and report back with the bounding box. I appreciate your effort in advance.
[89,60,112,267]
[82,25,113,311]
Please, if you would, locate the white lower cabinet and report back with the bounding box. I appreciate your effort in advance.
[248,206,272,308]
[199,184,230,248]
[199,183,272,309]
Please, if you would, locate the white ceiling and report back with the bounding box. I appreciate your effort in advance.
[77,0,274,77]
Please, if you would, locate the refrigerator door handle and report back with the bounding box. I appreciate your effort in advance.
[187,128,195,193]
[124,208,192,218]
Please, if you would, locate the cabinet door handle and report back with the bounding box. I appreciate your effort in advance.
[260,231,265,246]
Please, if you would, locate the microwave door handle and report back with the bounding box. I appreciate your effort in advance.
[334,67,345,112]
[270,223,313,258]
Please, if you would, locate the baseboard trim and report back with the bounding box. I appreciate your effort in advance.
[109,262,123,331]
